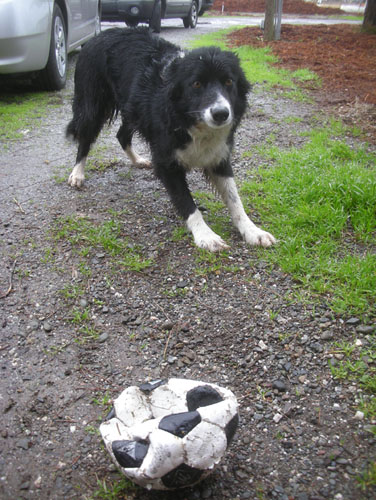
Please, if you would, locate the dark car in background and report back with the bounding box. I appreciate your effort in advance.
[102,0,213,31]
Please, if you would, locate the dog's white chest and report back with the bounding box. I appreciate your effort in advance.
[176,125,230,171]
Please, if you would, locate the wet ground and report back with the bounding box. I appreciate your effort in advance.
[1,17,375,500]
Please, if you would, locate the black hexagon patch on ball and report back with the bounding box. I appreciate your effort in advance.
[100,378,239,490]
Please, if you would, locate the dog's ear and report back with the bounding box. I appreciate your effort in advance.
[164,57,184,101]
[237,69,252,99]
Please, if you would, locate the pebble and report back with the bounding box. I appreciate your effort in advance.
[354,410,364,420]
[321,331,333,340]
[98,332,109,343]
[356,325,375,334]
[43,321,52,332]
[258,339,268,350]
[272,380,287,392]
[346,317,360,325]
[273,413,283,423]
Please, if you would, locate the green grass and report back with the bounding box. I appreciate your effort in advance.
[0,92,56,141]
[52,214,152,272]
[88,476,136,500]
[241,123,376,319]
[190,29,319,96]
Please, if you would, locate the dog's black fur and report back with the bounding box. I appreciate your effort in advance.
[67,27,275,251]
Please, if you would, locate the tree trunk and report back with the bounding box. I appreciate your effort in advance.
[264,0,276,41]
[363,0,376,31]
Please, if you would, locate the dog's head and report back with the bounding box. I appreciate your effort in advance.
[165,47,251,130]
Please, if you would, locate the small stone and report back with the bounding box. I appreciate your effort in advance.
[17,438,31,450]
[29,319,39,331]
[356,325,375,334]
[19,481,30,490]
[43,321,52,332]
[177,280,188,288]
[273,413,283,423]
[272,380,287,392]
[321,331,333,340]
[354,410,364,420]
[79,299,88,308]
[346,317,360,325]
[258,339,267,350]
[300,334,309,344]
[98,332,109,343]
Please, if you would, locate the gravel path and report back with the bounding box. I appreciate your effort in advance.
[0,23,375,500]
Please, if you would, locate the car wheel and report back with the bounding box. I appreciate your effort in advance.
[183,0,198,29]
[149,0,162,33]
[39,4,67,90]
[125,19,139,28]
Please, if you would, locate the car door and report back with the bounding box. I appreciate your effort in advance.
[67,0,98,45]
[165,0,191,18]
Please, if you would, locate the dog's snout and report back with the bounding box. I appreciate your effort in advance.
[211,105,230,124]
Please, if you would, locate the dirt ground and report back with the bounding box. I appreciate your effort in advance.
[227,23,376,142]
[1,13,375,500]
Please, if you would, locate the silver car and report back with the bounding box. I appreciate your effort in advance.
[0,0,101,90]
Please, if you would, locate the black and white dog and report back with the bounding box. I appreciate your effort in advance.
[66,28,275,251]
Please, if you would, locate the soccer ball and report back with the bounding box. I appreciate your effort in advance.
[100,378,239,490]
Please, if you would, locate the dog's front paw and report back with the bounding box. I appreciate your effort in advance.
[68,165,85,188]
[243,227,276,247]
[194,230,229,252]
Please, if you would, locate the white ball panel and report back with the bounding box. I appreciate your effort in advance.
[150,385,187,418]
[114,386,152,426]
[100,418,132,445]
[183,422,227,469]
[198,398,238,427]
[140,429,184,478]
[129,417,162,441]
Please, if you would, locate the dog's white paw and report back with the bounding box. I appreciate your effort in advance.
[68,162,85,188]
[68,171,85,188]
[133,157,152,169]
[187,209,229,252]
[195,232,229,252]
[243,227,276,247]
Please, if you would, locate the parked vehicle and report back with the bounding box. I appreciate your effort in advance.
[102,0,213,31]
[0,1,101,90]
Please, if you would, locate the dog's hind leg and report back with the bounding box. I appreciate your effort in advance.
[117,123,151,169]
[67,110,107,188]
[68,141,89,188]
[210,171,276,248]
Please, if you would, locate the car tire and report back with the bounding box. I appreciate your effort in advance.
[183,0,198,29]
[38,4,67,90]
[149,0,162,33]
[125,19,140,28]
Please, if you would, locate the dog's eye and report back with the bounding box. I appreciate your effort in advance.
[225,78,233,87]
[192,81,202,89]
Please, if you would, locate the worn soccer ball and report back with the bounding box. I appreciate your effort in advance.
[100,378,239,490]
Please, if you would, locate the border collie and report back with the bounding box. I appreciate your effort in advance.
[66,28,275,252]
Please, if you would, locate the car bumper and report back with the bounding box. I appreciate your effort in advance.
[102,0,154,22]
[0,1,51,74]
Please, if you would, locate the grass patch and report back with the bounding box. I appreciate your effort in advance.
[0,92,56,141]
[241,122,376,319]
[88,476,136,500]
[52,213,152,272]
[190,29,319,97]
